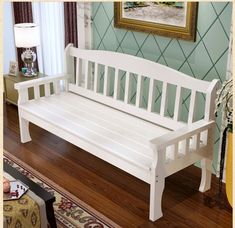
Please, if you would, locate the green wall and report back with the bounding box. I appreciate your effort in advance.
[91,2,232,172]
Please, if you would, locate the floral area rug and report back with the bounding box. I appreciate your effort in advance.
[3,150,119,228]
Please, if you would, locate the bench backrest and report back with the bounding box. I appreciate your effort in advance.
[64,44,219,130]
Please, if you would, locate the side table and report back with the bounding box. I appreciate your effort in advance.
[3,72,49,105]
[3,161,57,228]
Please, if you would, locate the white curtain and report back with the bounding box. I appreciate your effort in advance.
[76,2,92,87]
[77,2,92,49]
[32,2,64,75]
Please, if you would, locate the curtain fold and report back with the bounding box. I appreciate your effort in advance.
[13,2,38,71]
[77,2,92,49]
[64,2,78,47]
[32,2,65,75]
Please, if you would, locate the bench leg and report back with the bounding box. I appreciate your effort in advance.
[199,158,212,192]
[149,176,165,221]
[19,117,32,143]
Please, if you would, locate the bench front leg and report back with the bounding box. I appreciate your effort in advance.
[19,116,32,143]
[149,148,165,221]
[199,127,214,192]
[149,172,165,221]
[199,158,212,192]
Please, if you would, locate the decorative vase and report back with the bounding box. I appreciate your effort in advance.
[226,132,233,207]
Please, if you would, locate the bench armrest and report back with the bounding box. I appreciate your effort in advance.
[14,74,69,90]
[14,74,70,104]
[150,120,215,151]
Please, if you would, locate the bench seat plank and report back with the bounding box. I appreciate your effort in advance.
[51,93,169,141]
[20,92,170,172]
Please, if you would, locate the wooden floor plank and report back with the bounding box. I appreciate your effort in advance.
[3,103,232,227]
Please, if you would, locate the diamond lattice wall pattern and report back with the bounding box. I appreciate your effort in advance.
[91,2,232,173]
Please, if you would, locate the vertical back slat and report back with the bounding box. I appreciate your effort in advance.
[64,44,75,83]
[75,58,80,86]
[63,79,68,92]
[174,143,178,159]
[196,133,201,150]
[174,86,182,121]
[200,130,208,145]
[79,59,83,86]
[124,72,130,103]
[103,65,109,96]
[34,85,40,99]
[204,80,219,121]
[185,138,190,154]
[188,90,196,123]
[147,78,156,112]
[93,62,99,92]
[113,68,120,100]
[136,75,144,108]
[45,83,50,97]
[160,82,168,117]
[84,60,89,89]
[53,81,60,95]
[113,68,120,99]
[191,133,200,151]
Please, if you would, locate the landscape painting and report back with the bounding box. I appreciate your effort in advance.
[114,2,198,41]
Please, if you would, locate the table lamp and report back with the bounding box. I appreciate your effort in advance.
[14,23,40,77]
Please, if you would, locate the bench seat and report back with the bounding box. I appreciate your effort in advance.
[20,92,170,182]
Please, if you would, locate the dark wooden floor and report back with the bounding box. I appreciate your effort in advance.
[3,103,232,227]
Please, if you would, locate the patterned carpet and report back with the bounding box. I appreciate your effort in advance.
[3,150,118,228]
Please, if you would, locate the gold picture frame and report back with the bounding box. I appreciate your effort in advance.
[114,2,198,41]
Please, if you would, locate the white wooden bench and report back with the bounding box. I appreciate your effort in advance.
[15,44,219,222]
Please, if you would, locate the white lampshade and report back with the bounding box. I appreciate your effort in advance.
[14,23,40,48]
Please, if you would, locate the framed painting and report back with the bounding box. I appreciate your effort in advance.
[114,2,198,41]
[9,61,18,76]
